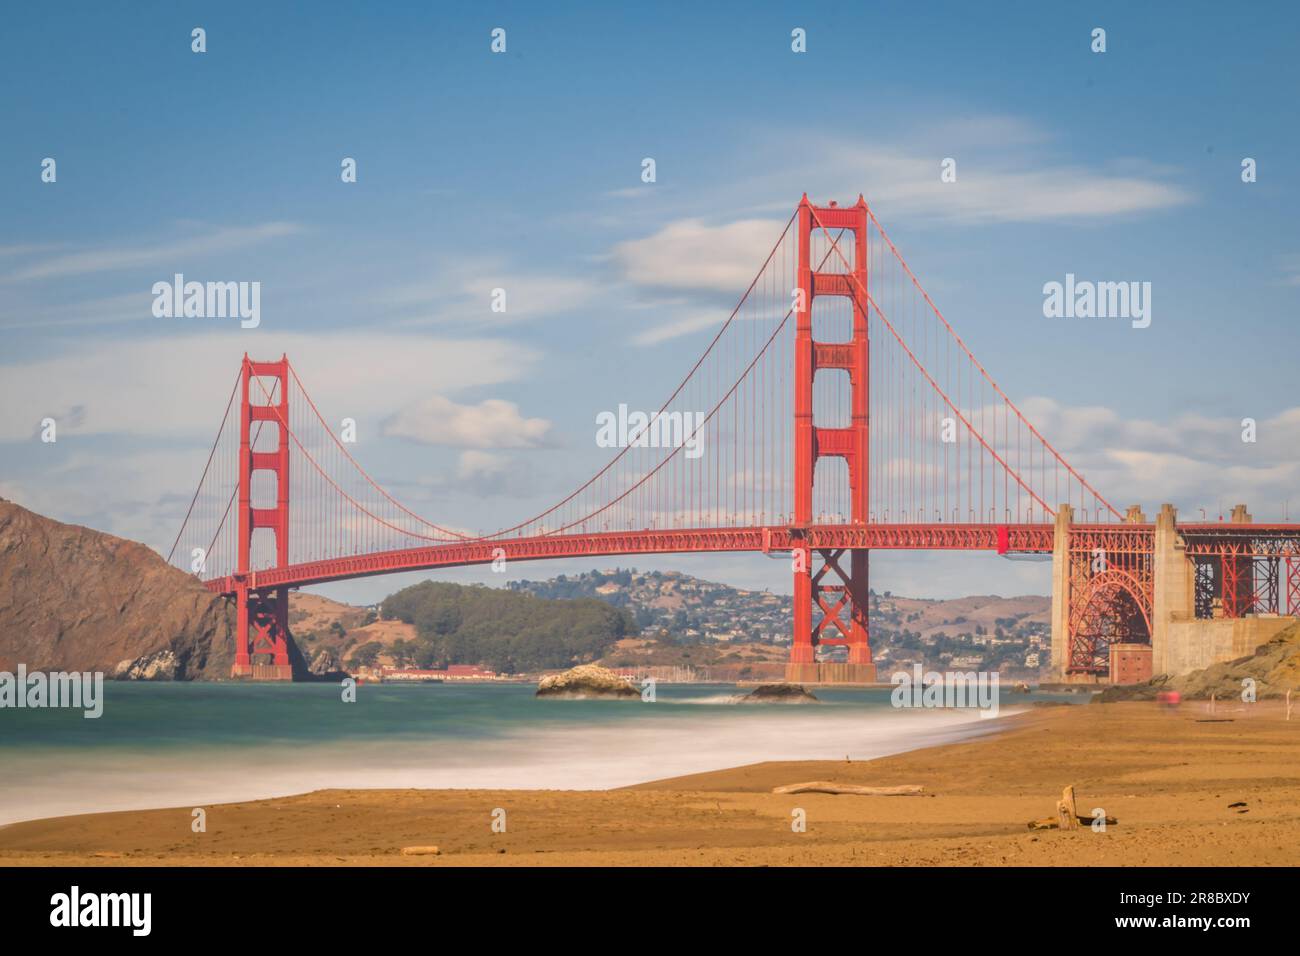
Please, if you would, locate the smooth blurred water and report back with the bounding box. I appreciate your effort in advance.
[0,681,1080,825]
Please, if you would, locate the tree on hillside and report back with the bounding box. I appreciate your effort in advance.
[347,641,383,669]
[389,638,416,668]
[413,640,442,670]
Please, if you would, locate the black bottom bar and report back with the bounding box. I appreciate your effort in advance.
[3,866,1286,941]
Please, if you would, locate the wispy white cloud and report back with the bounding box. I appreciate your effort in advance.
[603,186,656,200]
[457,449,509,480]
[1018,398,1300,516]
[607,115,1193,341]
[631,308,732,345]
[384,256,603,327]
[825,143,1190,223]
[0,331,538,442]
[733,115,1193,224]
[0,291,155,330]
[2,222,305,282]
[0,242,64,258]
[451,449,546,498]
[611,218,785,295]
[383,394,554,449]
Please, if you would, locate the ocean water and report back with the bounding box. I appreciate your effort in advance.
[0,681,1079,825]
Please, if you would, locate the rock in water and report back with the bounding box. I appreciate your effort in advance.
[739,682,819,703]
[536,664,640,699]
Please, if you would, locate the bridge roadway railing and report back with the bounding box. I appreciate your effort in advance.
[204,522,1058,594]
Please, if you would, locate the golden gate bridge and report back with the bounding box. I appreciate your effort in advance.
[167,196,1300,682]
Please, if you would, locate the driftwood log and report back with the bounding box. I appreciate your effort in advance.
[1029,813,1119,830]
[772,781,925,796]
[1056,785,1079,831]
[1028,785,1118,829]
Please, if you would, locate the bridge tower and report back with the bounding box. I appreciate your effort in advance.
[787,195,876,684]
[232,354,294,680]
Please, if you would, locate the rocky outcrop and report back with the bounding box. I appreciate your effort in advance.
[1097,622,1300,702]
[304,648,349,682]
[114,649,180,681]
[0,498,235,679]
[536,664,640,699]
[738,683,819,703]
[308,648,341,677]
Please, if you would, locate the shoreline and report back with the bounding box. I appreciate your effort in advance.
[0,690,1022,827]
[3,700,1298,865]
[0,706,1032,830]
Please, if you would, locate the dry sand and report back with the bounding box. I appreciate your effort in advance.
[2,700,1298,866]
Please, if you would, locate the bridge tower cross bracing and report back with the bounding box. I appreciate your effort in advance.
[233,353,293,680]
[788,195,876,684]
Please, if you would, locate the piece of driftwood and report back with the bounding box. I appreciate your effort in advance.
[1030,785,1117,829]
[772,781,925,796]
[1028,813,1118,830]
[1056,785,1079,831]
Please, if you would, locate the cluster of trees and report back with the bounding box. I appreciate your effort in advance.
[347,640,385,669]
[379,580,635,673]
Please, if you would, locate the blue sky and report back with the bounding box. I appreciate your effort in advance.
[2,1,1298,603]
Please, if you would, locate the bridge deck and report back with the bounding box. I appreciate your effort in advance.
[204,522,1060,594]
[203,521,1300,595]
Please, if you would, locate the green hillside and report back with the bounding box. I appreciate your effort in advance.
[379,580,636,673]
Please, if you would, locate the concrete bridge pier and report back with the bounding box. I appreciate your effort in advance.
[1150,503,1193,676]
[1052,501,1293,683]
[1051,502,1202,682]
[1049,504,1072,679]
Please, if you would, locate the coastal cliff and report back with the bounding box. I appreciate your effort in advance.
[0,498,235,679]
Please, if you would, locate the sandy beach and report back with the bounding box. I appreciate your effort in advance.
[3,700,1298,866]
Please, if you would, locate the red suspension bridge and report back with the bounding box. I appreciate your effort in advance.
[169,196,1300,682]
